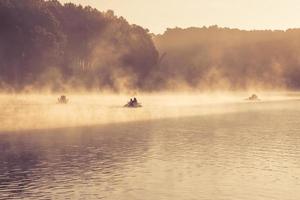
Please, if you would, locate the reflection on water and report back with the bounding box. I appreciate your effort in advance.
[1,97,300,199]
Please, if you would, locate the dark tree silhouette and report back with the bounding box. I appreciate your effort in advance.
[1,1,300,92]
[0,0,159,92]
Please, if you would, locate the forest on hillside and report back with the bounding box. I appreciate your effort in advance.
[1,0,300,92]
[0,0,159,92]
[154,26,300,90]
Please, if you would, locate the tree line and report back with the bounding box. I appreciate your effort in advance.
[1,0,300,92]
[154,26,300,90]
[0,0,159,92]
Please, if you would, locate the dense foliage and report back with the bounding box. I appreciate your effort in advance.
[1,0,300,92]
[0,0,159,92]
[154,26,300,90]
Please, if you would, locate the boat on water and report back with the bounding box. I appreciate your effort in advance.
[58,95,68,104]
[124,97,142,108]
[246,94,260,101]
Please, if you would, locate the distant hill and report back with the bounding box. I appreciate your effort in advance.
[153,26,300,90]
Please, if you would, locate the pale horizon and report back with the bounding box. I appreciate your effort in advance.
[59,0,300,33]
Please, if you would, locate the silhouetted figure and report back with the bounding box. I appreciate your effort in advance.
[129,98,134,106]
[58,95,68,104]
[124,97,142,108]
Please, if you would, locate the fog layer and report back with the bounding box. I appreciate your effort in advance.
[1,93,298,132]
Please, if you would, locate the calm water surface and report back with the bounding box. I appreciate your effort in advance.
[1,98,300,200]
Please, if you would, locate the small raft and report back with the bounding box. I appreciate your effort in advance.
[58,95,68,104]
[246,94,260,101]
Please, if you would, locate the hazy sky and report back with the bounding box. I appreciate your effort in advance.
[59,0,300,33]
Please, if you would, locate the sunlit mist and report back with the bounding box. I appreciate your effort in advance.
[2,1,300,200]
[0,92,299,132]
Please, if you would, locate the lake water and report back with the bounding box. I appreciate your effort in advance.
[1,94,300,200]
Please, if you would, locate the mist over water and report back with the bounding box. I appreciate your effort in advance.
[0,92,298,132]
[1,93,300,200]
[2,1,300,199]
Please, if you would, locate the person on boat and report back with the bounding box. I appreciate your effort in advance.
[58,95,68,104]
[133,97,140,106]
[125,97,141,107]
[246,94,260,101]
[129,98,134,106]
